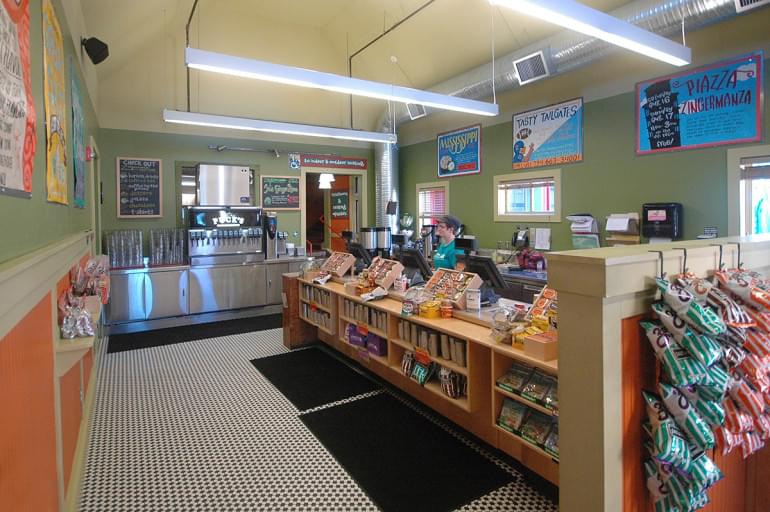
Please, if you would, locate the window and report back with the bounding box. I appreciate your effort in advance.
[740,156,770,235]
[493,169,561,223]
[180,165,197,206]
[416,181,449,227]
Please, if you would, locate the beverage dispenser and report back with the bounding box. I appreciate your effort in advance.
[264,212,278,260]
[185,206,263,262]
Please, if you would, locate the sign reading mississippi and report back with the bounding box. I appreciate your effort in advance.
[636,52,763,154]
[437,124,481,178]
[512,98,583,170]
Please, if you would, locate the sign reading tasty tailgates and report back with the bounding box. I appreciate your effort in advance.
[437,124,481,178]
[300,154,367,169]
[512,98,583,170]
[636,52,763,154]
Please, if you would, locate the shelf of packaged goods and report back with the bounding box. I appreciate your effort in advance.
[493,424,559,463]
[56,303,101,354]
[390,337,469,377]
[423,380,470,412]
[300,313,334,336]
[339,316,387,339]
[494,386,556,417]
[491,343,558,375]
[299,297,332,313]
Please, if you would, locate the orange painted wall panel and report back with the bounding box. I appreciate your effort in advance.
[82,348,93,393]
[329,176,350,252]
[0,294,59,511]
[59,362,82,491]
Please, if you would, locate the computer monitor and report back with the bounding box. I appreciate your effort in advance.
[399,247,433,283]
[465,255,508,289]
[348,242,372,267]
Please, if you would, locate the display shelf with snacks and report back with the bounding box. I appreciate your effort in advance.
[339,298,388,338]
[365,257,404,290]
[319,251,356,277]
[56,296,103,377]
[495,386,556,417]
[423,268,483,310]
[492,423,559,463]
[392,318,469,376]
[299,283,333,313]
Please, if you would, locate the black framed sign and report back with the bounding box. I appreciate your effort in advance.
[331,190,349,218]
[117,157,162,218]
[261,175,300,210]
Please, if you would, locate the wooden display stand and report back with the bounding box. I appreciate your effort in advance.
[282,273,316,349]
[423,268,483,310]
[320,251,356,277]
[366,257,404,290]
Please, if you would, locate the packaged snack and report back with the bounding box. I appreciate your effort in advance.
[729,379,765,418]
[642,321,708,386]
[715,269,770,312]
[520,410,552,446]
[543,379,558,411]
[644,458,670,503]
[521,369,556,404]
[676,275,712,305]
[686,447,723,494]
[652,302,687,342]
[401,351,415,377]
[740,431,764,459]
[745,330,770,360]
[496,362,534,394]
[659,383,715,449]
[723,397,754,433]
[410,361,436,385]
[643,391,691,471]
[679,328,722,367]
[754,414,770,440]
[698,364,730,402]
[680,385,725,427]
[657,278,726,336]
[715,426,743,455]
[707,286,755,328]
[738,354,769,391]
[498,398,528,434]
[654,458,699,512]
[544,422,559,459]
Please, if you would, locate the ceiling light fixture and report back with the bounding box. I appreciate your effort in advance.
[185,47,499,117]
[163,109,397,144]
[490,0,692,67]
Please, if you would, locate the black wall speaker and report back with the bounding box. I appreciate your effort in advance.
[81,37,109,65]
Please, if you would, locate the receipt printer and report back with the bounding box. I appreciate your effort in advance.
[642,202,683,241]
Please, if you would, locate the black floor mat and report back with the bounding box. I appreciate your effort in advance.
[250,347,381,410]
[300,393,514,512]
[108,314,283,353]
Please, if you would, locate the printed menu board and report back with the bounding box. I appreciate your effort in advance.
[636,52,763,154]
[331,190,349,218]
[117,157,162,217]
[261,175,300,210]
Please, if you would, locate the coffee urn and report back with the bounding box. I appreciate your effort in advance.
[375,227,391,257]
[360,227,377,251]
[264,212,278,259]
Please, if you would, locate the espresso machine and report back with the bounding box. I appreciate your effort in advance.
[264,211,278,260]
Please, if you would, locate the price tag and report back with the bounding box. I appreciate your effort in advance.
[414,347,432,365]
[357,323,369,336]
[310,303,318,312]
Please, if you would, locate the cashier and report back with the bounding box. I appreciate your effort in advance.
[433,214,461,270]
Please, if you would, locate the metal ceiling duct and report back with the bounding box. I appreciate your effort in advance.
[374,0,738,227]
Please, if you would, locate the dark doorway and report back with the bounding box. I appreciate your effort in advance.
[305,174,325,253]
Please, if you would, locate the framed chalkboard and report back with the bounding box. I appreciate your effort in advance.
[261,175,300,210]
[117,157,162,218]
[331,190,349,218]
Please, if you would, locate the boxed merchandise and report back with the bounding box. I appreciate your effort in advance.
[497,362,534,394]
[347,324,366,347]
[366,257,404,290]
[521,369,556,405]
[520,410,553,446]
[498,398,529,434]
[366,333,387,357]
[523,330,558,361]
[544,422,559,459]
[320,251,356,277]
[423,268,483,310]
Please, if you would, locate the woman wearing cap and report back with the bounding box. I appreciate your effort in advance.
[433,215,461,270]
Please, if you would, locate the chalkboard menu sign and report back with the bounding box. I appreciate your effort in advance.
[636,52,763,154]
[261,175,300,210]
[117,157,162,217]
[331,190,349,218]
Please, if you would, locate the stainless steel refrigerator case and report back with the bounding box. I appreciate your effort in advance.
[197,164,252,206]
[265,262,289,305]
[189,263,267,314]
[107,267,189,323]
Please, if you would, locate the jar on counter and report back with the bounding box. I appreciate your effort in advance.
[440,299,453,319]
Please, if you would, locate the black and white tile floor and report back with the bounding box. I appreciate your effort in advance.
[79,329,558,511]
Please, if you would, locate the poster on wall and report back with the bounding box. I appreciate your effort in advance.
[331,190,349,218]
[117,157,162,217]
[437,124,481,178]
[261,175,300,210]
[71,58,85,208]
[42,0,67,204]
[512,98,583,170]
[0,0,36,198]
[636,52,763,154]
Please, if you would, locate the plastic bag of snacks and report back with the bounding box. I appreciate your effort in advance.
[439,367,464,399]
[401,351,415,377]
[697,364,731,402]
[740,431,764,459]
[738,354,769,392]
[657,278,726,336]
[643,391,691,471]
[659,383,715,449]
[754,414,770,440]
[729,379,766,418]
[715,426,742,455]
[680,329,722,368]
[723,397,754,434]
[679,385,725,428]
[498,398,528,434]
[644,458,675,512]
[676,275,713,305]
[715,269,770,312]
[495,362,533,394]
[745,330,770,360]
[686,446,723,494]
[642,322,708,386]
[652,302,688,341]
[521,370,556,404]
[520,410,552,446]
[544,422,559,459]
[745,308,770,333]
[706,286,755,328]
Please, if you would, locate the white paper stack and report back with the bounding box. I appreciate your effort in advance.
[566,214,600,249]
[605,213,640,246]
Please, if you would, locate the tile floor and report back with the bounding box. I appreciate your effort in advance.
[79,328,558,511]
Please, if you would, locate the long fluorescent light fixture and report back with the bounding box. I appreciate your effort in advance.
[163,109,397,144]
[490,0,692,67]
[186,47,499,117]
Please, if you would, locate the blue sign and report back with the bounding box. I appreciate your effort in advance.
[437,124,481,178]
[512,98,583,170]
[636,52,763,154]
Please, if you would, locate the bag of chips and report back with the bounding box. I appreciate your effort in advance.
[745,330,770,361]
[659,383,715,449]
[653,302,688,342]
[740,431,765,459]
[520,410,553,446]
[716,269,770,312]
[644,458,671,506]
[715,426,742,455]
[496,362,534,394]
[745,308,770,333]
[723,397,754,433]
[498,398,528,434]
[686,446,723,494]
[707,286,755,328]
[680,329,723,368]
[729,379,766,418]
[643,391,691,471]
[754,414,770,440]
[642,322,708,386]
[738,354,769,392]
[657,278,726,336]
[544,422,559,459]
[680,385,725,427]
[677,275,713,305]
[698,364,731,402]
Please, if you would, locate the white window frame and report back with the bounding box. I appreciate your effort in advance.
[416,181,449,228]
[493,168,561,223]
[728,144,770,236]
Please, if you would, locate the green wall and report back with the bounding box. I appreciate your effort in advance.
[0,0,100,264]
[98,128,375,253]
[399,62,770,251]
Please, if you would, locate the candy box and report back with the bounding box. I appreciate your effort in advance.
[366,333,387,357]
[348,324,366,347]
[524,330,558,361]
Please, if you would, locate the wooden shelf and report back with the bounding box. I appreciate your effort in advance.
[300,297,332,313]
[300,313,334,335]
[492,343,558,375]
[493,423,559,463]
[423,380,470,412]
[494,386,556,417]
[56,335,96,353]
[339,315,387,338]
[390,337,469,376]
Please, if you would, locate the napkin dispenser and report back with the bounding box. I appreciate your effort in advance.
[642,203,683,241]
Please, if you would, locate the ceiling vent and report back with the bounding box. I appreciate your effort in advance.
[734,0,770,12]
[513,50,550,86]
[405,103,427,120]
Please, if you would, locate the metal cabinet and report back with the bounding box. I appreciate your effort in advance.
[145,269,189,319]
[107,273,147,323]
[189,264,267,314]
[288,261,305,274]
[266,263,289,305]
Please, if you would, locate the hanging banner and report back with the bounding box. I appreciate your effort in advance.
[43,0,67,204]
[437,124,481,178]
[512,98,583,170]
[0,0,35,198]
[636,52,763,154]
[300,154,367,169]
[71,58,85,208]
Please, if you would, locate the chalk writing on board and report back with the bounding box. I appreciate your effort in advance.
[117,157,162,217]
